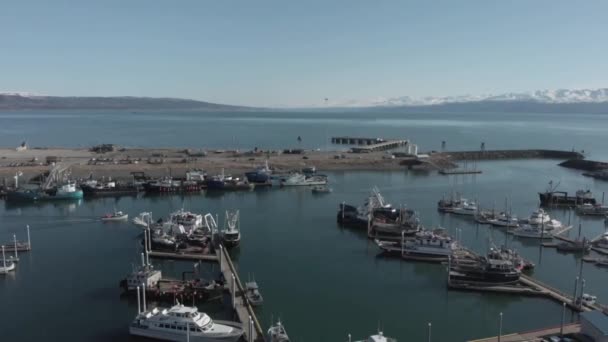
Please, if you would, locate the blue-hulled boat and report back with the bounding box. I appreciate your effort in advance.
[244,160,272,184]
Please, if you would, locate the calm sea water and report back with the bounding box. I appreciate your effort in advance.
[1,110,608,159]
[1,111,608,341]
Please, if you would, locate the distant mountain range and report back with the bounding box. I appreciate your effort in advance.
[0,93,250,111]
[1,88,608,113]
[368,88,608,107]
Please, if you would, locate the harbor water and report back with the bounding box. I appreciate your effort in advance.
[1,110,608,341]
[2,160,608,341]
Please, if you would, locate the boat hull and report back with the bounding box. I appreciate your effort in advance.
[129,323,243,342]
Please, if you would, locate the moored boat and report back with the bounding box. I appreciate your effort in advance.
[509,225,553,239]
[129,303,244,342]
[576,203,608,216]
[280,173,327,186]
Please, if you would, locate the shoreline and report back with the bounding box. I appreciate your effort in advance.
[0,146,584,182]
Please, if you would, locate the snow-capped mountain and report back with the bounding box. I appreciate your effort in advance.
[369,88,608,107]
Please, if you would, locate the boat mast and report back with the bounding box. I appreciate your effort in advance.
[13,234,18,260]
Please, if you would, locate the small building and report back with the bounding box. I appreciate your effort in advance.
[580,310,608,342]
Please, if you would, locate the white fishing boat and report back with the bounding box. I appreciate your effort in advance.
[280,173,327,186]
[509,225,553,239]
[170,209,204,231]
[488,213,519,228]
[133,212,153,227]
[451,200,478,216]
[245,280,263,306]
[267,320,289,342]
[0,246,16,274]
[527,209,551,225]
[101,210,129,221]
[576,203,608,216]
[376,230,458,261]
[130,303,244,342]
[221,210,241,248]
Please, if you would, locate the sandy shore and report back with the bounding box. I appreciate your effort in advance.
[0,147,424,181]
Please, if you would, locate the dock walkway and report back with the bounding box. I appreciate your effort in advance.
[217,245,264,342]
[469,323,580,342]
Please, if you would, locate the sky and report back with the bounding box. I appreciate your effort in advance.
[1,0,607,107]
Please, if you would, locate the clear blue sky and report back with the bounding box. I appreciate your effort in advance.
[1,0,607,107]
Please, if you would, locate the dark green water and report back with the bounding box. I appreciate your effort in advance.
[2,160,607,341]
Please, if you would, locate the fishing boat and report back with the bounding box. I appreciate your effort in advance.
[371,207,421,236]
[244,281,263,306]
[311,185,332,194]
[80,179,141,197]
[170,209,204,231]
[488,213,519,228]
[556,239,591,253]
[267,320,289,342]
[595,258,608,267]
[5,188,41,202]
[0,246,16,274]
[509,225,553,239]
[487,246,535,271]
[576,203,608,216]
[244,160,272,184]
[437,197,466,213]
[206,173,254,191]
[539,182,596,207]
[337,187,391,228]
[376,230,458,262]
[449,257,521,285]
[120,253,162,291]
[101,211,129,221]
[144,178,201,193]
[474,210,497,224]
[129,303,244,342]
[221,210,241,248]
[48,181,84,200]
[451,200,478,216]
[280,173,327,186]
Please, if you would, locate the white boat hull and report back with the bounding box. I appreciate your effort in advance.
[130,325,242,342]
[102,214,129,221]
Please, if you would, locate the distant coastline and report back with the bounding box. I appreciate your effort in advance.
[1,93,608,114]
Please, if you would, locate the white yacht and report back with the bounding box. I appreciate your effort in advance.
[528,209,551,225]
[488,213,519,228]
[582,293,597,307]
[267,320,289,342]
[510,225,553,239]
[280,173,327,186]
[130,304,244,342]
[451,200,478,216]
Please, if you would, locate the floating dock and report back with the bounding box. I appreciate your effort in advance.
[217,245,264,341]
[469,323,580,342]
[148,250,218,261]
